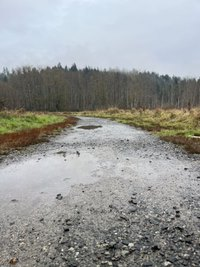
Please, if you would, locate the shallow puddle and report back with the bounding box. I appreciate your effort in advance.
[78,125,102,130]
[0,152,100,213]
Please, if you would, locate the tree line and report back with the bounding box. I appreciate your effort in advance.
[0,64,199,111]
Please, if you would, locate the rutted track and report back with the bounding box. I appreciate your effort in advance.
[0,117,200,267]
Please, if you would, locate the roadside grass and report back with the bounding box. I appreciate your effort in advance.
[0,110,65,134]
[75,108,200,153]
[0,111,77,154]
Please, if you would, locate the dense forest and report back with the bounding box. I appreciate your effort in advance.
[0,64,199,111]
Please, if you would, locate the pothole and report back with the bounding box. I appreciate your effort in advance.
[78,125,102,130]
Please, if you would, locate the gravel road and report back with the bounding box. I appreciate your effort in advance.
[0,117,200,267]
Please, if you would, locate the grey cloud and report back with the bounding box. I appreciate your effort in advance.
[0,0,200,77]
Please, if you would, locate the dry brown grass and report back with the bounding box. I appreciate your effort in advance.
[76,108,200,154]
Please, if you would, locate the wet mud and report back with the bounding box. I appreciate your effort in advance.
[0,117,200,267]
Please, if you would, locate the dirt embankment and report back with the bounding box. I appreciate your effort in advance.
[0,116,77,154]
[161,135,200,154]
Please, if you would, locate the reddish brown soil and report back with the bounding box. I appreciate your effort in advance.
[132,124,200,154]
[161,135,200,154]
[0,116,77,154]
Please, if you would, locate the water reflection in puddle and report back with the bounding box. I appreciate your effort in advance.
[0,152,100,208]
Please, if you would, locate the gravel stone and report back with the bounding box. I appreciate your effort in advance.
[0,117,200,267]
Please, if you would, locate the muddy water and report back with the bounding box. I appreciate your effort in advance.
[0,117,199,217]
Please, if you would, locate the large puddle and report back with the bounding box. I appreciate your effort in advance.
[0,151,100,214]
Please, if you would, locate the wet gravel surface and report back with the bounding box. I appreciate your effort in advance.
[0,117,200,267]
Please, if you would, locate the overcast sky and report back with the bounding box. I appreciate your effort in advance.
[0,0,200,77]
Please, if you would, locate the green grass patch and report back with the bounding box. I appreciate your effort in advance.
[0,111,65,134]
